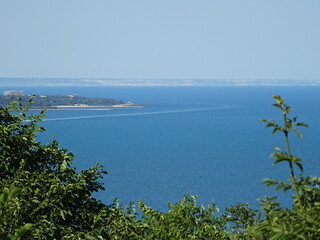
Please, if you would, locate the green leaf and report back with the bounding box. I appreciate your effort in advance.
[295,162,303,172]
[293,128,302,139]
[60,209,66,220]
[297,122,308,127]
[8,187,21,199]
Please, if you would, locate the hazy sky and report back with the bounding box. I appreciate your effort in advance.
[1,0,320,79]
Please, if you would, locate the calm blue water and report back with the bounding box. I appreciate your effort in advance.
[2,86,320,211]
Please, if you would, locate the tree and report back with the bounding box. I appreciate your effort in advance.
[253,95,320,239]
[0,98,114,239]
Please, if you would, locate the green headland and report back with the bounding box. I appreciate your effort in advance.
[0,94,129,109]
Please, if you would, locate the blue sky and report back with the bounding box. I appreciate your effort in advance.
[1,0,320,79]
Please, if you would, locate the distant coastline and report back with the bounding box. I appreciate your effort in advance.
[1,77,320,87]
[0,93,142,110]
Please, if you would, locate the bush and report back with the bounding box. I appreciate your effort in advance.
[0,98,111,239]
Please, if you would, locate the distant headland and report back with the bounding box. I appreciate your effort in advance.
[0,91,139,110]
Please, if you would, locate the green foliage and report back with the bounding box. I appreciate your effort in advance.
[0,94,125,109]
[139,195,229,239]
[0,187,34,240]
[223,203,257,239]
[0,98,114,239]
[260,95,308,177]
[252,95,320,239]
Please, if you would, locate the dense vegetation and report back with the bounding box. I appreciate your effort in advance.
[1,96,319,239]
[0,95,125,109]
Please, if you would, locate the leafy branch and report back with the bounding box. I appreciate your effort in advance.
[260,95,308,209]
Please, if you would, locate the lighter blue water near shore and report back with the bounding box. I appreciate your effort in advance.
[2,86,320,211]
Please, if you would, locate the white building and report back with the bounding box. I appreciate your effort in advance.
[3,90,24,96]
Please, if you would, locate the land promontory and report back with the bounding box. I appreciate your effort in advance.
[0,94,129,109]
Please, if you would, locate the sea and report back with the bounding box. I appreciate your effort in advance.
[2,86,320,211]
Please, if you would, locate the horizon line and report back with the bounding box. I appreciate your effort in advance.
[1,77,320,81]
